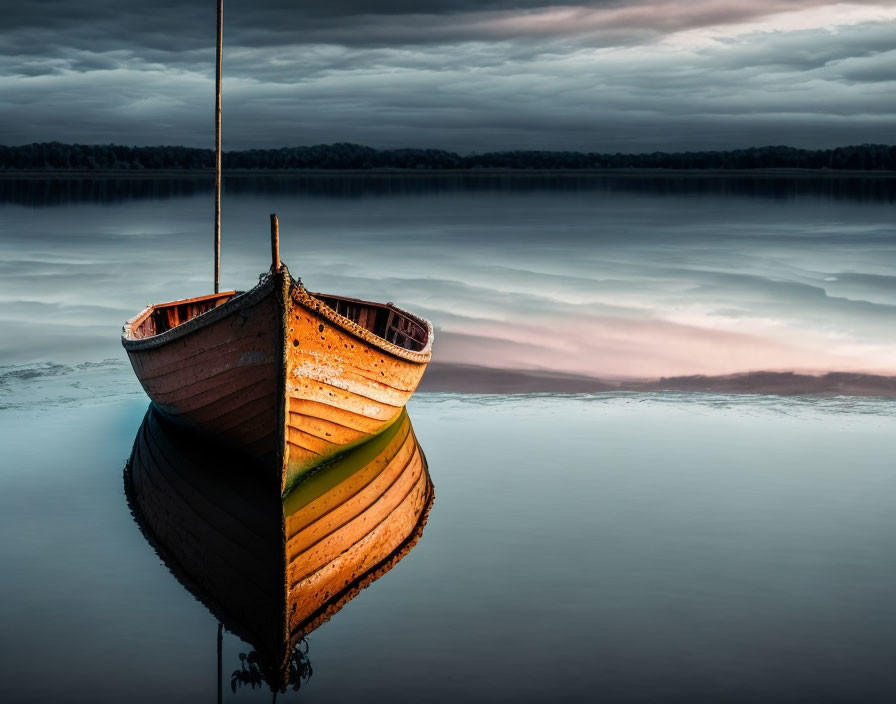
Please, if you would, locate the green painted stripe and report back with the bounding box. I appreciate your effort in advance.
[282,408,408,515]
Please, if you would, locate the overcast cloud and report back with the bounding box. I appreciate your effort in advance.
[0,0,894,150]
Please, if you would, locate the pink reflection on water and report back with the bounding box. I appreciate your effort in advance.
[434,312,896,380]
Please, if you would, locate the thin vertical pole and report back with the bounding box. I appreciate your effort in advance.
[214,0,223,293]
[217,622,223,704]
[270,214,281,273]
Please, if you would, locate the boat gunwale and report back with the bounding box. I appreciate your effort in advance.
[294,284,433,364]
[121,291,238,345]
[121,275,274,351]
[122,268,434,363]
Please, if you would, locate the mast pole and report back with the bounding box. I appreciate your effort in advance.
[217,622,223,704]
[270,214,281,273]
[214,0,223,293]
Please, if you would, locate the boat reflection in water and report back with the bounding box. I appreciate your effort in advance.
[124,405,434,697]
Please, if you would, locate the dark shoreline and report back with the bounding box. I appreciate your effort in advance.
[419,363,896,398]
[3,167,896,180]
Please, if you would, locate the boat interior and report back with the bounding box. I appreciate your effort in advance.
[316,294,429,352]
[127,289,429,352]
[128,292,236,339]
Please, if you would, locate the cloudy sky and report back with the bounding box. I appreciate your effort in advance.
[1,1,895,151]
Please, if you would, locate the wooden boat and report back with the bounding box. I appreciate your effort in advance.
[120,4,433,493]
[122,264,432,492]
[124,403,434,694]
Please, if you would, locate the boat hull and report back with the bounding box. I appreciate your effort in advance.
[283,286,430,489]
[123,276,281,470]
[123,269,431,491]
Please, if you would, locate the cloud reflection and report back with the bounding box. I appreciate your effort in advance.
[1,176,894,382]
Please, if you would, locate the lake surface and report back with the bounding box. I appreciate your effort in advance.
[1,174,895,702]
[2,173,895,379]
[2,392,896,703]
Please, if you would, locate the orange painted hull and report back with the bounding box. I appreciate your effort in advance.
[123,267,432,491]
[125,404,433,693]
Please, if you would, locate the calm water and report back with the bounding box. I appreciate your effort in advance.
[1,175,896,702]
[1,174,895,378]
[2,393,896,703]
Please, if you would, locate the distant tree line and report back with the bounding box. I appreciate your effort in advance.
[2,141,895,171]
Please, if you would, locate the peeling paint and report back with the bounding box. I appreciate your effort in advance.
[238,350,267,366]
